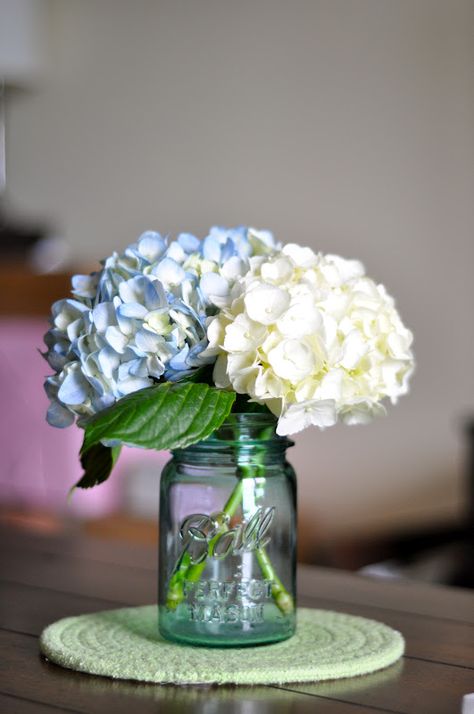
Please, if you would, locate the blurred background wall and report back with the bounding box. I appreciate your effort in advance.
[2,0,473,544]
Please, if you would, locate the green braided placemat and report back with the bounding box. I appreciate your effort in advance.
[40,606,404,685]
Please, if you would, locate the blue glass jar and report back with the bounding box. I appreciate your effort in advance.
[158,413,296,647]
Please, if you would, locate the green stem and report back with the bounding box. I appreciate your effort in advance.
[256,547,294,615]
[239,459,294,615]
[165,425,294,616]
[165,479,243,609]
[185,479,244,583]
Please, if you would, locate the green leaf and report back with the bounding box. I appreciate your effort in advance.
[79,383,235,483]
[170,364,214,385]
[74,442,122,490]
[232,394,273,414]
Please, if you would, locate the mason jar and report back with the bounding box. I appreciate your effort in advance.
[158,413,297,647]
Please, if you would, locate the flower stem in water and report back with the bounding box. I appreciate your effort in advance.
[165,428,294,615]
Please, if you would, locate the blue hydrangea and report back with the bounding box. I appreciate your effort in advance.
[43,226,278,427]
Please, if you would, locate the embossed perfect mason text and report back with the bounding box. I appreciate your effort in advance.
[185,579,273,623]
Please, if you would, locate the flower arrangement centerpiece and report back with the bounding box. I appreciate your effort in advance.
[44,226,414,646]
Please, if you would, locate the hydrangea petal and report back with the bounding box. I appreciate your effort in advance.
[244,284,290,325]
[248,228,277,252]
[268,339,315,382]
[93,303,116,332]
[66,318,84,342]
[261,257,293,284]
[223,315,266,353]
[152,258,186,286]
[325,255,365,282]
[169,344,190,371]
[57,367,90,405]
[277,304,322,338]
[339,331,368,370]
[221,238,236,263]
[118,376,152,396]
[146,354,166,379]
[178,232,200,252]
[118,359,148,381]
[118,302,149,319]
[52,299,89,331]
[105,326,128,354]
[387,331,413,359]
[98,346,120,379]
[166,242,187,263]
[71,274,99,299]
[137,231,166,262]
[118,276,164,312]
[340,400,386,425]
[200,272,229,300]
[282,243,317,268]
[213,354,231,388]
[46,400,75,428]
[220,256,247,281]
[202,235,221,262]
[135,328,167,353]
[277,400,337,436]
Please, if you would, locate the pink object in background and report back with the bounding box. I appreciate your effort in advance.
[0,318,166,518]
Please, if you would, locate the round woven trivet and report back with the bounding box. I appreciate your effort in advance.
[40,606,404,685]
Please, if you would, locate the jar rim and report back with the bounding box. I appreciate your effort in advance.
[220,411,278,425]
[172,411,294,452]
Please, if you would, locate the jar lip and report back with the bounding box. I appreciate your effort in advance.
[210,412,280,438]
[220,412,278,426]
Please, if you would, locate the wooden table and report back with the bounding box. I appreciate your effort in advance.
[0,524,473,713]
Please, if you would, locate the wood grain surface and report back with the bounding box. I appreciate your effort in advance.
[1,525,472,713]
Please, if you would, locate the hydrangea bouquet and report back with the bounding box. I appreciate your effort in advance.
[44,226,414,490]
[43,225,414,645]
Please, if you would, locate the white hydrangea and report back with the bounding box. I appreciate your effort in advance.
[204,244,414,436]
